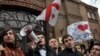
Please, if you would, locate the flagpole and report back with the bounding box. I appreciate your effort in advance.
[42,21,49,51]
[42,0,49,52]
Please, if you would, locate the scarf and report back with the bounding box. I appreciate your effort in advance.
[3,47,24,56]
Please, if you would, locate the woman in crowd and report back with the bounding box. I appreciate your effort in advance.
[0,27,25,56]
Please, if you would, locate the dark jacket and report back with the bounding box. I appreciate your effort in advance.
[26,46,57,56]
[58,48,84,56]
[25,49,36,56]
[35,47,57,56]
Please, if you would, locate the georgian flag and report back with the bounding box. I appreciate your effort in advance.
[36,0,61,26]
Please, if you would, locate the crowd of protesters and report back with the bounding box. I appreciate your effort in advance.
[0,27,100,56]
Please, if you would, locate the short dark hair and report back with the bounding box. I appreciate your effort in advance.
[49,38,56,41]
[94,40,100,46]
[62,34,73,44]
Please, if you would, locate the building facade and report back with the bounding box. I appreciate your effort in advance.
[0,0,46,38]
[0,0,100,48]
[54,0,100,43]
[0,0,46,53]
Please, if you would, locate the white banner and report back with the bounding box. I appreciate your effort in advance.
[67,21,93,42]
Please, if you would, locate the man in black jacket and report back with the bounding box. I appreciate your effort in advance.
[34,34,57,56]
[58,34,84,56]
[48,38,59,55]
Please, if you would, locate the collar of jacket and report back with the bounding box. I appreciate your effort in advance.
[65,48,74,52]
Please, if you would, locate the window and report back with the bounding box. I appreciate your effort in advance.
[87,11,96,20]
[91,13,96,19]
[87,12,91,18]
